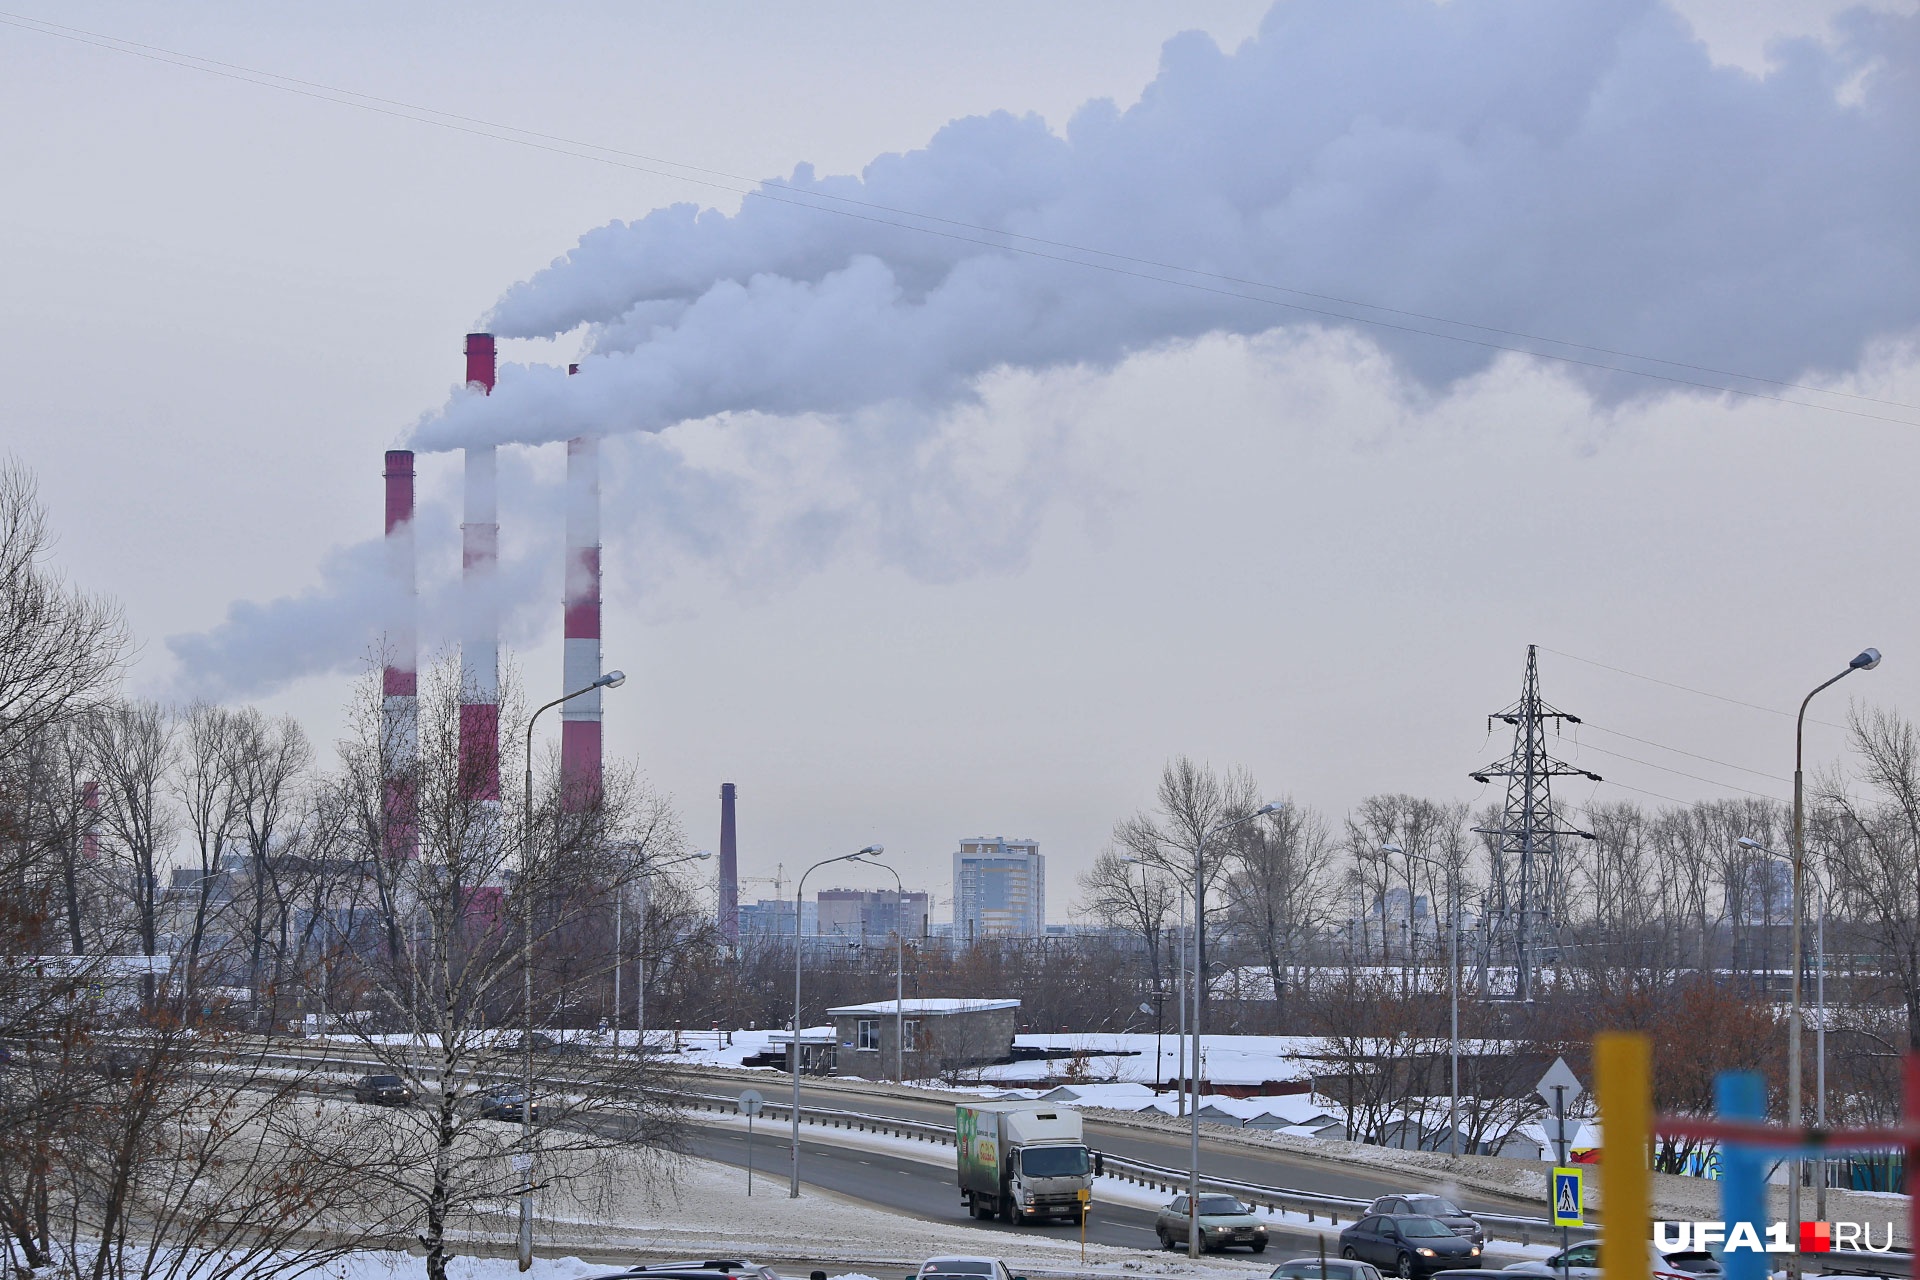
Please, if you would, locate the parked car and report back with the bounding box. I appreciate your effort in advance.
[1154,1194,1270,1253]
[1504,1243,1717,1280]
[352,1073,414,1106]
[1431,1272,1524,1280]
[1272,1257,1388,1280]
[913,1258,1024,1280]
[1339,1214,1484,1277]
[476,1089,541,1123]
[1367,1196,1486,1246]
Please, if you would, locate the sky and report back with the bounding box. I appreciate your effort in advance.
[3,0,1917,922]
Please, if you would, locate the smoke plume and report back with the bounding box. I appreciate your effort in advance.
[411,0,1918,452]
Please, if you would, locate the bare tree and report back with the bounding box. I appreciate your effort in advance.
[1821,706,1920,1047]
[170,701,245,984]
[321,657,686,1280]
[1077,846,1176,999]
[83,700,179,975]
[0,459,128,762]
[1220,801,1334,1026]
[1112,757,1259,1020]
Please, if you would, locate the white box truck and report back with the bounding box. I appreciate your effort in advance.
[955,1101,1101,1224]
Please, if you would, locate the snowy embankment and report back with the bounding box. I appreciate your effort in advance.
[300,1151,1279,1280]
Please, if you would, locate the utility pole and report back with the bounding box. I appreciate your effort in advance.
[1470,645,1598,1000]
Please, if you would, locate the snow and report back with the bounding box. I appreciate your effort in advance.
[827,999,1021,1016]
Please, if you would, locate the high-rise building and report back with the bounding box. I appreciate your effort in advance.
[815,888,930,942]
[952,836,1045,939]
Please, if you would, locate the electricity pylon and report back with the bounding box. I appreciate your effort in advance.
[1470,644,1599,1001]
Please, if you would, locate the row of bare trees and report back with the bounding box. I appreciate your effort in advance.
[1,459,691,1280]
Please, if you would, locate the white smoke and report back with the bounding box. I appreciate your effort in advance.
[170,0,1920,698]
[410,0,1919,453]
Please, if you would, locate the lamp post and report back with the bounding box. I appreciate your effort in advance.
[1387,842,1461,1158]
[1739,835,1834,1220]
[856,852,909,1082]
[629,847,711,1058]
[1785,648,1879,1265]
[1187,801,1285,1258]
[790,843,884,1198]
[518,669,626,1272]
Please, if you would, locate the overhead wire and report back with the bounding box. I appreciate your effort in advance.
[3,10,1918,429]
[1539,647,1848,730]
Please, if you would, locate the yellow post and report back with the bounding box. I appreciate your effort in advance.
[1079,1187,1092,1261]
[1596,1033,1651,1280]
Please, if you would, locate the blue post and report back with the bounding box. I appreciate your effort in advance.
[1716,1071,1767,1280]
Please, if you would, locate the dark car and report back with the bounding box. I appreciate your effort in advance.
[1273,1258,1387,1280]
[476,1089,541,1123]
[504,1032,592,1059]
[1367,1196,1486,1247]
[1340,1214,1484,1278]
[352,1073,414,1106]
[1431,1272,1523,1280]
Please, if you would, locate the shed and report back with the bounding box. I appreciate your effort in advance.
[827,997,1018,1078]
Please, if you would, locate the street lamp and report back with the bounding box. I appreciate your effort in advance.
[1739,835,1832,1219]
[623,847,711,1058]
[790,843,884,1198]
[855,851,909,1083]
[1386,842,1461,1158]
[1785,647,1879,1259]
[518,668,625,1271]
[1187,801,1285,1258]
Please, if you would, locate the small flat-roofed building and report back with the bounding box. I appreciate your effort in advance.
[827,997,1018,1080]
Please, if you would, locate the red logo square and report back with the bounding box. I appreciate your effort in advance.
[1798,1222,1831,1253]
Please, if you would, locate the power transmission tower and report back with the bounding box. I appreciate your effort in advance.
[1469,644,1599,1001]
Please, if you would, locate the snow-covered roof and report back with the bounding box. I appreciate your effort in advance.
[767,1025,836,1043]
[827,998,1019,1016]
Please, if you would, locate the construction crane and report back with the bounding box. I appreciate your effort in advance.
[738,863,787,899]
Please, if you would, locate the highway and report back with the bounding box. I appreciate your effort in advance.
[685,1116,1327,1258]
[680,1069,1549,1219]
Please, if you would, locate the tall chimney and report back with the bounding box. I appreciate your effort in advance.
[382,449,418,859]
[718,782,739,944]
[559,362,603,807]
[459,334,500,803]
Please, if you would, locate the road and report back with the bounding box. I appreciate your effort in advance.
[681,1071,1547,1219]
[686,1117,1285,1257]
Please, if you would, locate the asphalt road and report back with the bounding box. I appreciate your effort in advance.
[685,1117,1264,1257]
[686,1072,1547,1219]
[679,1112,1539,1268]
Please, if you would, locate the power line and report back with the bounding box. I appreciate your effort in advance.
[1539,647,1848,730]
[1558,740,1779,800]
[1574,721,1788,784]
[4,10,1917,430]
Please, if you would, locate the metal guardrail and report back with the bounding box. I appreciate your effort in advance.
[671,1088,1587,1245]
[215,1044,1913,1269]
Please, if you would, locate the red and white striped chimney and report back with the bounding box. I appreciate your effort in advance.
[559,362,604,805]
[382,449,418,858]
[459,334,501,803]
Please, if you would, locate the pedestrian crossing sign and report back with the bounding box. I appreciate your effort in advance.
[1552,1167,1583,1226]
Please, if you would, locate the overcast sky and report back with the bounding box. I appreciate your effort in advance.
[4,0,1917,921]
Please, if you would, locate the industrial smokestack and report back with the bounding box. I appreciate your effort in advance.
[459,334,500,803]
[718,783,738,944]
[559,362,603,807]
[382,449,418,859]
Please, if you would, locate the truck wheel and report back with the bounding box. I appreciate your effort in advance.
[1000,1199,1015,1224]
